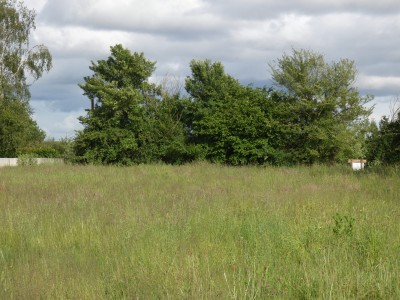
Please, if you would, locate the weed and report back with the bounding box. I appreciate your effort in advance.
[332,213,355,237]
[17,154,38,166]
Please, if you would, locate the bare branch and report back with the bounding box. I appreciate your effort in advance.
[389,95,400,122]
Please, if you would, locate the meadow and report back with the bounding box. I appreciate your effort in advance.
[0,163,399,299]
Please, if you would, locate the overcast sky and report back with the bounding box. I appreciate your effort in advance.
[24,0,400,139]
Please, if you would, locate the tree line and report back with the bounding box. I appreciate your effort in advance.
[1,0,399,166]
[73,44,378,166]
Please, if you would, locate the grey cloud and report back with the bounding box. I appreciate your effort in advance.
[39,0,229,40]
[28,58,92,112]
[362,63,400,78]
[30,83,87,112]
[201,0,400,20]
[362,88,400,98]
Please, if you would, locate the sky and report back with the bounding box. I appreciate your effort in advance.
[23,0,400,139]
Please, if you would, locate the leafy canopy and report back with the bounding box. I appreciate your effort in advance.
[269,48,372,163]
[185,59,278,165]
[0,0,52,157]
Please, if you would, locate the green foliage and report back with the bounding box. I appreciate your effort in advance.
[332,213,355,236]
[19,145,57,158]
[183,53,372,166]
[17,138,74,159]
[75,47,375,166]
[75,44,192,165]
[185,60,278,165]
[366,112,400,164]
[0,98,45,157]
[17,153,38,165]
[270,48,372,164]
[0,0,51,157]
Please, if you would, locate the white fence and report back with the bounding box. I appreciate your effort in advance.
[0,158,64,167]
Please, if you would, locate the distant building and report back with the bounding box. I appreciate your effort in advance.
[348,159,367,170]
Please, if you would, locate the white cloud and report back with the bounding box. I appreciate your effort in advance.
[358,75,400,90]
[233,14,312,47]
[38,0,226,38]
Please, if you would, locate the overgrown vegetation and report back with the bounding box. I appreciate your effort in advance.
[74,46,377,166]
[1,164,399,298]
[17,137,74,159]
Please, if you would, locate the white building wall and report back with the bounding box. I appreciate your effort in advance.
[0,158,64,167]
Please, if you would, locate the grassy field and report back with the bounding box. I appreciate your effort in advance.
[0,163,399,299]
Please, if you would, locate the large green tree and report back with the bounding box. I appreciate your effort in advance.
[0,0,52,156]
[185,59,279,165]
[75,44,190,165]
[270,48,372,164]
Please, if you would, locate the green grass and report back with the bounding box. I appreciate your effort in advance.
[1,163,399,299]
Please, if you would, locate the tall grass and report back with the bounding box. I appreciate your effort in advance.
[1,163,399,299]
